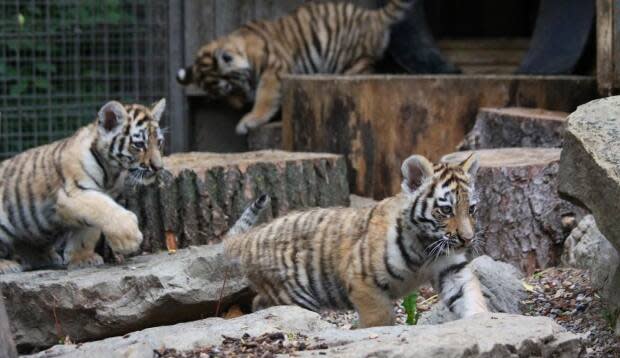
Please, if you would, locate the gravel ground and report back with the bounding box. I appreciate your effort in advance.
[523,267,620,358]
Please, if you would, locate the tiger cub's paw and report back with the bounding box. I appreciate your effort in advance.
[105,211,144,255]
[235,114,264,135]
[0,259,23,274]
[67,252,104,270]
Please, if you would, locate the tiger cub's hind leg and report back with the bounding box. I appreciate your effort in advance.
[251,294,273,312]
[349,284,395,328]
[64,227,104,270]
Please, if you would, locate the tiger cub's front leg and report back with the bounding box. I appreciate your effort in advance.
[57,189,143,259]
[432,254,488,318]
[63,227,104,269]
[235,71,281,135]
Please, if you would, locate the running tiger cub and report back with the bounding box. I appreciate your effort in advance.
[0,99,166,274]
[225,154,488,327]
[177,0,413,135]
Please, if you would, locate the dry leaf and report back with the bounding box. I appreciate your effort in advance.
[165,231,177,254]
[224,305,244,319]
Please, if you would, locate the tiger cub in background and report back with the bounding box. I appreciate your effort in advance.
[225,154,488,328]
[177,0,413,135]
[0,99,166,274]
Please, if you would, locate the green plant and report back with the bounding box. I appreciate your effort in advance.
[402,292,420,325]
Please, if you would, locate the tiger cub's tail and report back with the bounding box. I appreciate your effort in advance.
[226,194,271,237]
[377,0,414,26]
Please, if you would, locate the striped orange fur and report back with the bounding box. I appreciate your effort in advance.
[0,99,166,274]
[225,154,489,327]
[177,0,413,134]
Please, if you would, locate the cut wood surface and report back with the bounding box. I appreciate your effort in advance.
[282,75,597,198]
[121,151,350,253]
[459,107,568,150]
[442,148,587,274]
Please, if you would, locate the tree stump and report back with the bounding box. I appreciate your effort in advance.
[121,151,349,253]
[459,107,568,150]
[247,122,283,150]
[282,75,597,199]
[0,295,17,358]
[442,148,587,274]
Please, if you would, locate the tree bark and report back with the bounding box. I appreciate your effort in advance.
[121,150,350,253]
[459,107,567,150]
[442,148,587,274]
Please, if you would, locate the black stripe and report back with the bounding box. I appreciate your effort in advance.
[446,286,464,312]
[395,217,418,270]
[317,212,339,308]
[108,135,118,157]
[438,261,468,292]
[290,214,315,301]
[27,150,53,237]
[0,222,17,240]
[304,212,322,304]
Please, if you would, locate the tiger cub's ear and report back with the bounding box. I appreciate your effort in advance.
[98,101,128,134]
[401,155,434,194]
[151,98,166,122]
[460,153,480,178]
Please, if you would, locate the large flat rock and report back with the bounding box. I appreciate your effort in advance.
[0,244,250,352]
[443,148,586,274]
[121,150,349,253]
[29,307,583,358]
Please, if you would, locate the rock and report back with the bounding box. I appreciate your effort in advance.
[122,150,349,253]
[558,96,620,332]
[0,296,17,358]
[247,122,283,150]
[418,255,526,325]
[28,307,584,358]
[442,148,587,274]
[562,215,620,293]
[459,107,567,150]
[0,244,251,352]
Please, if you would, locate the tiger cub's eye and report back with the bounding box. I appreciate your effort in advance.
[439,206,453,216]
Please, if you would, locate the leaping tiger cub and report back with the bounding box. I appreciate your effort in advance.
[0,99,166,274]
[177,0,414,135]
[225,154,489,328]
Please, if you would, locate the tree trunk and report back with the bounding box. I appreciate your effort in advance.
[459,107,567,150]
[0,295,17,358]
[442,148,587,274]
[121,150,349,254]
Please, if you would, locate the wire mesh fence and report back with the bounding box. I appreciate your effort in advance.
[0,0,169,159]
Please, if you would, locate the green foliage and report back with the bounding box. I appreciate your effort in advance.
[402,292,420,325]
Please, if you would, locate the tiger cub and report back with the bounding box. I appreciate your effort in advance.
[177,0,413,135]
[225,154,488,327]
[0,99,166,274]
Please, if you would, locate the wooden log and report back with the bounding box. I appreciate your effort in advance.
[0,295,17,358]
[248,122,283,150]
[459,107,568,150]
[121,151,350,253]
[596,0,620,95]
[282,75,597,199]
[442,148,587,275]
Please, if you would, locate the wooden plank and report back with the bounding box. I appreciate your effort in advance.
[168,0,189,153]
[597,0,615,94]
[282,75,598,199]
[614,0,620,85]
[184,0,215,61]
